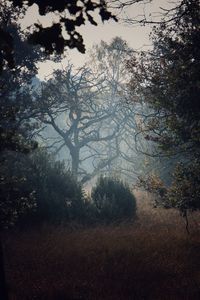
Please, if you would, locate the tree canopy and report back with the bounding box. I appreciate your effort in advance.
[128,0,200,213]
[0,0,117,71]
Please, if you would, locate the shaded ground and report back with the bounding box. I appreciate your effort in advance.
[4,191,200,299]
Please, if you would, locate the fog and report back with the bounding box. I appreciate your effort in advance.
[1,1,199,299]
[31,37,153,188]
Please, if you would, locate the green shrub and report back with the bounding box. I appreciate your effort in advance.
[137,159,200,214]
[0,151,37,228]
[0,149,86,227]
[167,160,200,212]
[91,176,136,223]
[26,149,85,224]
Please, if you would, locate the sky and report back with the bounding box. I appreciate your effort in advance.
[20,0,178,80]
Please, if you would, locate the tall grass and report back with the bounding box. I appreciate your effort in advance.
[4,191,200,299]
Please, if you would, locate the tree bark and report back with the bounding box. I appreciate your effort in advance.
[0,234,8,300]
[71,149,79,180]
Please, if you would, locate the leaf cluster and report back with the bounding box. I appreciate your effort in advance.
[1,0,117,71]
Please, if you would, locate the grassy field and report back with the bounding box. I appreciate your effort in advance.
[4,191,200,300]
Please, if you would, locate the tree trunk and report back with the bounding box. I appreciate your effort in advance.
[0,234,8,300]
[71,149,79,180]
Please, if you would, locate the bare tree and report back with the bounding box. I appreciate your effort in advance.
[109,0,185,26]
[34,65,126,183]
[34,38,151,184]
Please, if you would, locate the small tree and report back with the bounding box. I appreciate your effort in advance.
[91,176,136,223]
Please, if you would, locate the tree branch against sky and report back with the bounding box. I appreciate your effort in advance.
[33,65,126,183]
[0,0,117,72]
[1,1,200,299]
[32,38,148,183]
[109,0,183,25]
[127,0,200,212]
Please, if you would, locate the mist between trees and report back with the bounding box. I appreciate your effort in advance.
[1,37,144,228]
[1,0,200,229]
[1,1,200,299]
[32,38,148,184]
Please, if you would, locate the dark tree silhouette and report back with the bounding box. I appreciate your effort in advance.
[34,66,126,183]
[110,0,191,25]
[0,0,117,71]
[128,0,200,213]
[0,5,44,298]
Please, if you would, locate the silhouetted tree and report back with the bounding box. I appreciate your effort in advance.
[33,65,125,183]
[0,0,117,71]
[110,0,192,25]
[0,5,44,298]
[128,0,200,213]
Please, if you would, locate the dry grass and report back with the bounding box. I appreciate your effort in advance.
[4,191,200,299]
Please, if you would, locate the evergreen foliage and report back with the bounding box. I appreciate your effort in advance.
[91,176,136,223]
[27,150,85,224]
[0,149,85,227]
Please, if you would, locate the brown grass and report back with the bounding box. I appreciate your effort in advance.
[4,191,200,300]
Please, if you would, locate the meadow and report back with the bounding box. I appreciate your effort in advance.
[4,191,200,300]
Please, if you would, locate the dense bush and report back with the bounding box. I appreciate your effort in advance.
[1,151,138,227]
[0,149,86,227]
[0,151,37,228]
[91,176,136,223]
[27,150,85,224]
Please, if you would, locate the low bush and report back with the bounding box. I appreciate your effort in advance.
[91,176,136,223]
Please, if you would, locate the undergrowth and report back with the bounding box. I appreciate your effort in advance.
[4,191,200,300]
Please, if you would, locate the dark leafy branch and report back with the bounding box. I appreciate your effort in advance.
[1,0,117,71]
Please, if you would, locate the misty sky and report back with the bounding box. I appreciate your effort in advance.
[20,0,177,79]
